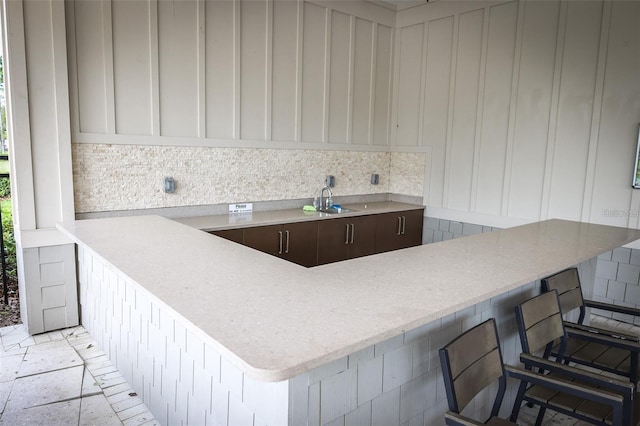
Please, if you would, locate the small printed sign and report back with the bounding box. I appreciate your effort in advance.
[229,203,253,214]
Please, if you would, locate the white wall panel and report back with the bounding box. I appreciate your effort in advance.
[395,24,424,147]
[272,1,299,142]
[422,16,453,208]
[475,2,517,216]
[351,18,373,145]
[392,0,640,229]
[69,0,394,150]
[205,0,235,139]
[112,0,152,135]
[72,0,108,134]
[506,1,560,220]
[590,1,640,226]
[240,0,267,140]
[301,2,327,143]
[547,1,602,220]
[328,10,351,144]
[447,9,484,212]
[24,0,64,229]
[158,0,199,137]
[372,24,392,146]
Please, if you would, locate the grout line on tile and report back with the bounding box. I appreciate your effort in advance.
[14,363,85,380]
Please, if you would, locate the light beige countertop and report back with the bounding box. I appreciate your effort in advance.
[58,215,640,382]
[175,201,424,231]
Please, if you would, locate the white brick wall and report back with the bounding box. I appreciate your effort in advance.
[77,245,289,425]
[22,244,79,334]
[594,248,640,324]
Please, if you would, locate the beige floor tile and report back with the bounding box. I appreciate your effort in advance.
[0,398,80,426]
[46,330,65,341]
[86,355,112,368]
[92,364,120,377]
[69,336,97,349]
[139,420,161,426]
[17,340,83,378]
[122,410,156,426]
[0,343,26,358]
[80,394,123,426]
[104,383,133,398]
[61,326,86,337]
[117,402,149,421]
[111,394,145,414]
[98,372,128,389]
[82,367,103,397]
[0,327,31,348]
[0,325,157,425]
[0,381,12,414]
[5,365,83,411]
[0,325,20,337]
[31,334,50,345]
[139,420,162,426]
[106,389,140,406]
[78,345,106,361]
[17,337,35,348]
[0,355,23,383]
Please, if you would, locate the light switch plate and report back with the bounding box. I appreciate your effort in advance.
[229,203,253,214]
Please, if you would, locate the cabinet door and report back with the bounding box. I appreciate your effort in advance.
[210,229,244,244]
[401,209,424,248]
[318,216,377,264]
[375,209,424,253]
[348,216,376,259]
[375,213,403,253]
[317,218,351,265]
[283,221,318,267]
[244,225,281,256]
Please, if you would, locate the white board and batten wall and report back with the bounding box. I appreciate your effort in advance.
[68,0,397,148]
[392,0,640,237]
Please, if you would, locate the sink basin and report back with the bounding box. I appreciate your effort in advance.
[317,207,356,214]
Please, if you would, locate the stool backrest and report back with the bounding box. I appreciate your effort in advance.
[515,290,567,359]
[439,319,506,415]
[542,268,586,323]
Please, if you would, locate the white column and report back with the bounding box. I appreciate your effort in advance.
[2,0,78,334]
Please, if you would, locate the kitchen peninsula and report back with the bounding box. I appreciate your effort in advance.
[58,209,640,425]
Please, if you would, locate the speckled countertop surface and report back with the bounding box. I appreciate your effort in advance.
[175,201,424,231]
[58,211,640,382]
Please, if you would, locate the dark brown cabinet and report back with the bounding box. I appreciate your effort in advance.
[243,222,318,267]
[206,206,424,267]
[317,216,376,265]
[375,209,424,253]
[210,229,244,244]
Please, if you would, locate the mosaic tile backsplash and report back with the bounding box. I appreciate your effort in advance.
[72,144,426,213]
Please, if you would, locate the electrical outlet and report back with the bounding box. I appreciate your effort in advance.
[164,177,175,193]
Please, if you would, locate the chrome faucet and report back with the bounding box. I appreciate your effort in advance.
[320,187,333,210]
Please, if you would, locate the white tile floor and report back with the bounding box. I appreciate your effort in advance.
[0,324,158,426]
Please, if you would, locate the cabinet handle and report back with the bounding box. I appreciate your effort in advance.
[397,217,402,235]
[285,230,290,254]
[345,224,350,245]
[401,216,406,235]
[278,231,283,254]
[350,224,355,244]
